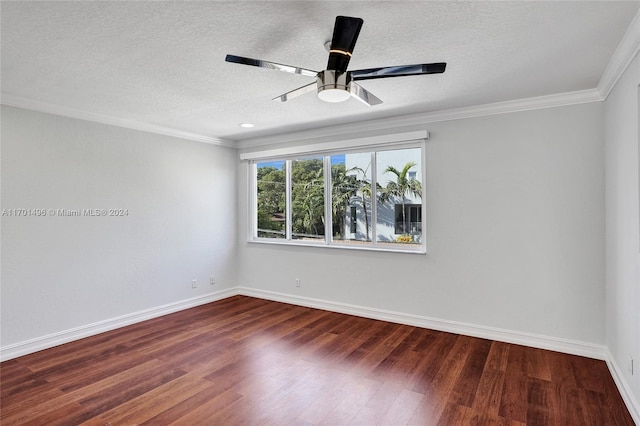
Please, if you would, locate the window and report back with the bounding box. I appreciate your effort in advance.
[291,157,324,240]
[252,142,425,253]
[334,151,372,243]
[394,204,422,234]
[375,147,422,245]
[256,160,286,238]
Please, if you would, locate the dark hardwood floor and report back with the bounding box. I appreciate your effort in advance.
[1,295,634,425]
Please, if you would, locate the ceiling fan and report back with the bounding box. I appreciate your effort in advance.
[225,16,446,106]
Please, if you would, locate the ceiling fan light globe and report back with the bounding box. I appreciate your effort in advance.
[317,88,351,103]
[316,70,351,103]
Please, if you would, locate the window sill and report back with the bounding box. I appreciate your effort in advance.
[248,238,427,254]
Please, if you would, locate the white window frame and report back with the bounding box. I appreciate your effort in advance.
[245,131,428,254]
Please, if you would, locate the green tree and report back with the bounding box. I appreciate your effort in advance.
[291,158,324,237]
[331,163,359,238]
[256,166,286,236]
[379,162,422,235]
[347,166,372,241]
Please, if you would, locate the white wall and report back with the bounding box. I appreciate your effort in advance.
[604,52,640,412]
[238,102,606,346]
[1,106,237,350]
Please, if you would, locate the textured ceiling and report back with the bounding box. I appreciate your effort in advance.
[1,1,638,142]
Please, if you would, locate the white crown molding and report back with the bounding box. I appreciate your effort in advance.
[237,88,603,150]
[0,94,235,148]
[1,88,605,152]
[2,10,636,151]
[0,288,237,362]
[237,286,607,360]
[1,88,603,153]
[606,349,640,425]
[598,9,640,99]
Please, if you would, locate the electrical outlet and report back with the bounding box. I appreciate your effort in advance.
[629,356,634,375]
[192,279,197,289]
[210,276,216,286]
[295,278,301,288]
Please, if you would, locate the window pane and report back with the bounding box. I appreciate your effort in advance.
[331,153,372,243]
[376,148,422,246]
[291,157,325,240]
[256,160,286,238]
[394,204,422,234]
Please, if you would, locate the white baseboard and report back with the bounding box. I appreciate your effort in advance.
[237,287,640,421]
[606,350,640,425]
[0,288,237,362]
[0,285,609,362]
[237,286,607,360]
[4,285,636,423]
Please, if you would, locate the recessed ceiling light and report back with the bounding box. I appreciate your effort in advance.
[239,123,254,128]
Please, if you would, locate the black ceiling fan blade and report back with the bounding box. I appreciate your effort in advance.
[326,16,363,72]
[225,54,318,77]
[351,63,446,81]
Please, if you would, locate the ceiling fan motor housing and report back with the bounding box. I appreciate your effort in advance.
[317,70,351,102]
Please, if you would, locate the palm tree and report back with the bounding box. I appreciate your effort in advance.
[330,164,358,238]
[300,167,325,236]
[348,166,372,240]
[379,162,422,235]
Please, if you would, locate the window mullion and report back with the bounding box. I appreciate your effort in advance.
[324,156,332,244]
[285,159,292,240]
[370,151,377,246]
[251,162,257,240]
[421,141,427,251]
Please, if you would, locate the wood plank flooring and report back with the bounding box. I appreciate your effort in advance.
[1,295,634,425]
